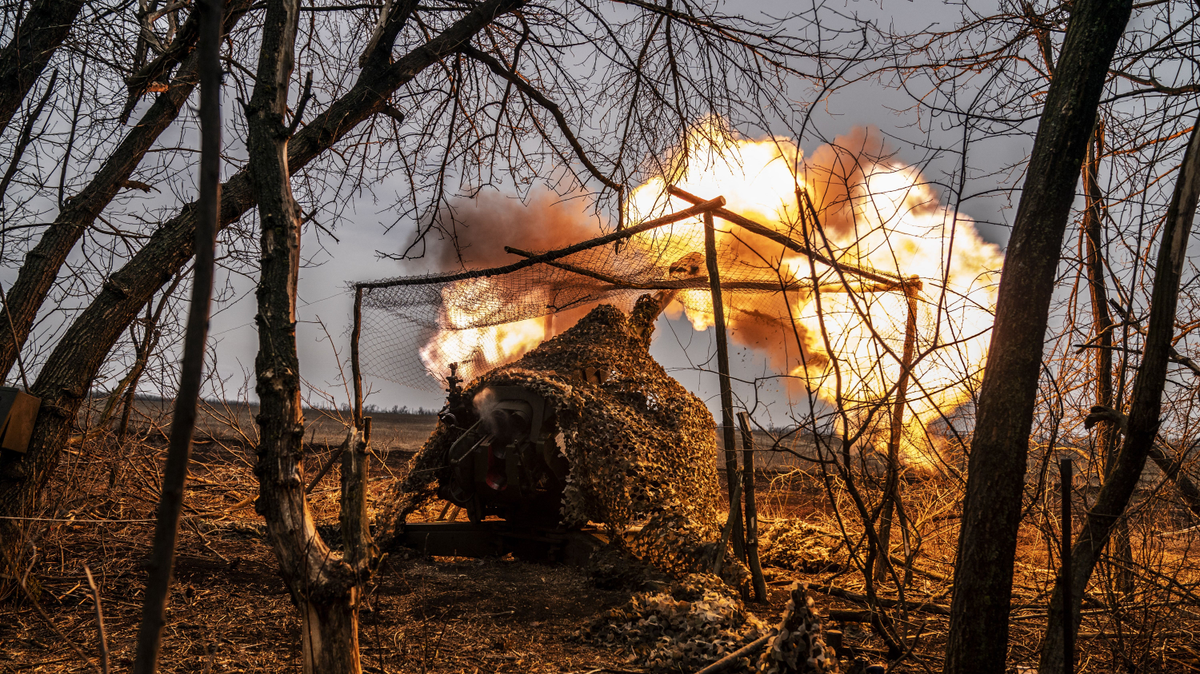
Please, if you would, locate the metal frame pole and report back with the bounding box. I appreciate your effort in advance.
[351,285,364,430]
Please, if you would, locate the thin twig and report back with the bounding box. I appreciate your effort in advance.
[286,71,313,137]
[83,564,110,674]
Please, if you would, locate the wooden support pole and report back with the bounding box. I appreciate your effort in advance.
[712,478,742,577]
[874,280,919,581]
[1061,457,1074,674]
[705,211,744,561]
[341,417,372,575]
[351,285,364,430]
[737,411,768,602]
[669,185,912,289]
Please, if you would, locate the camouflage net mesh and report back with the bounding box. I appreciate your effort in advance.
[580,573,766,672]
[353,208,904,393]
[580,575,839,673]
[359,216,699,391]
[760,520,846,573]
[757,582,840,673]
[377,296,723,576]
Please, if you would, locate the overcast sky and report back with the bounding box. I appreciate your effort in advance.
[2,0,1027,428]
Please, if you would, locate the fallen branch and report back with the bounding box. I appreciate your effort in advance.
[808,583,951,616]
[694,632,774,674]
[827,609,876,623]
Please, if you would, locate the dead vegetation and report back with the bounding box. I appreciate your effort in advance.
[3,411,1199,673]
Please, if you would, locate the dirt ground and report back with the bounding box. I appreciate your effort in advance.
[2,413,1200,673]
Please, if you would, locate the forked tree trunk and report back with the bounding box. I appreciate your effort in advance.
[943,2,1133,673]
[1038,110,1200,674]
[247,0,360,670]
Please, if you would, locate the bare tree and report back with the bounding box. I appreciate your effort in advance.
[246,0,377,669]
[1038,111,1200,674]
[0,0,531,568]
[0,0,252,383]
[0,2,861,669]
[942,1,1133,672]
[863,0,1200,668]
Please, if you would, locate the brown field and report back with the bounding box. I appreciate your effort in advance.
[2,411,1199,673]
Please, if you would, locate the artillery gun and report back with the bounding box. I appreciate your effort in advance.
[435,366,570,527]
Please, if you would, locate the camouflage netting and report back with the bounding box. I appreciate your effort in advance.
[757,582,840,673]
[760,520,845,573]
[580,573,766,672]
[377,295,728,579]
[353,215,759,393]
[352,207,908,396]
[580,575,839,673]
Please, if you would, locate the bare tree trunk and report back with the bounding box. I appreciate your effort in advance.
[0,0,84,135]
[248,0,362,670]
[131,0,222,667]
[0,0,524,570]
[1038,110,1200,674]
[0,0,252,382]
[943,2,1133,672]
[1080,122,1135,596]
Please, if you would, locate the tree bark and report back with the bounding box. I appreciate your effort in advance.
[1038,110,1200,674]
[0,0,525,569]
[131,0,222,667]
[0,0,85,135]
[943,2,1133,673]
[248,0,363,669]
[0,0,253,383]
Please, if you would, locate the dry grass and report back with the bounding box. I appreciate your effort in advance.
[1,414,1199,673]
